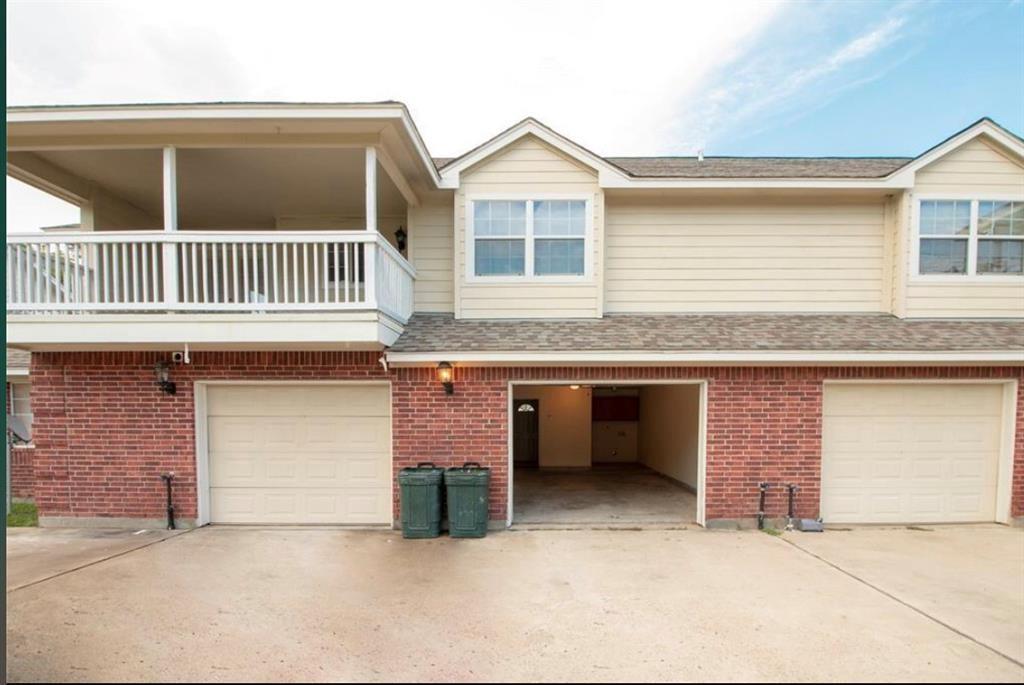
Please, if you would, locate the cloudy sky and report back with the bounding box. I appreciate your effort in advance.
[6,0,1023,229]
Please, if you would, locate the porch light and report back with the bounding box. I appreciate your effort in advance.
[437,361,454,395]
[153,361,177,395]
[570,385,581,390]
[395,225,408,253]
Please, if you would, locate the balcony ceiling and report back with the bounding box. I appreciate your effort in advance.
[20,147,406,229]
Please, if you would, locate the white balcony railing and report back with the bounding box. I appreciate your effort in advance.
[6,231,416,323]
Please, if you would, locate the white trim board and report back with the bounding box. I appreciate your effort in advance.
[385,351,1024,366]
[505,379,708,528]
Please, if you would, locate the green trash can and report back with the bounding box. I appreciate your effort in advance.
[444,462,491,538]
[398,463,444,539]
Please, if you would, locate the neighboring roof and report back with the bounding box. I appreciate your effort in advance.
[6,348,30,373]
[389,313,1024,355]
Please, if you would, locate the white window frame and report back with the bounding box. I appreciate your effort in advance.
[466,194,594,284]
[9,381,32,443]
[911,193,1024,283]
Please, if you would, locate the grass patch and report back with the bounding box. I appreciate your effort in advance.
[7,501,38,527]
[760,526,783,537]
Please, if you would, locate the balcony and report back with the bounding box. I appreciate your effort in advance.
[6,106,437,350]
[6,231,417,349]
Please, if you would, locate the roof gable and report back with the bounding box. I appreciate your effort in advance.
[892,118,1024,180]
[437,118,628,188]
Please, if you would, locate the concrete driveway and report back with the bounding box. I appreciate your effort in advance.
[6,525,1023,682]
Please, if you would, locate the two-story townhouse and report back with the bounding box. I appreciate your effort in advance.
[6,103,1023,529]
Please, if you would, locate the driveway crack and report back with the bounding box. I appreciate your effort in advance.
[7,529,193,594]
[777,535,1024,670]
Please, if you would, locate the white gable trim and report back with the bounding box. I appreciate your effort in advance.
[886,119,1024,186]
[437,118,631,189]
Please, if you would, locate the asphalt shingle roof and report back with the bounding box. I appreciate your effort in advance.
[389,314,1024,354]
[433,155,911,179]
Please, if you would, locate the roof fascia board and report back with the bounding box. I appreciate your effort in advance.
[385,350,1024,366]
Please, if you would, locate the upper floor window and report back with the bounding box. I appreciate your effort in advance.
[470,198,589,279]
[917,199,1023,276]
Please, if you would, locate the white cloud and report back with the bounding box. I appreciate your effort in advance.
[6,0,928,230]
[6,0,782,154]
[669,9,914,152]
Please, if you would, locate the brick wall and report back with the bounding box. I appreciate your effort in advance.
[395,365,1024,522]
[30,352,387,522]
[28,353,1024,524]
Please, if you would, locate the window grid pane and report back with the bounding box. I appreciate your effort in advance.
[920,238,968,274]
[473,200,526,237]
[535,238,585,275]
[979,201,1022,236]
[474,238,525,276]
[978,238,1024,274]
[534,200,585,237]
[920,200,971,236]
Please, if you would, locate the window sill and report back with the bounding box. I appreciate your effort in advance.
[465,275,593,285]
[910,274,1024,285]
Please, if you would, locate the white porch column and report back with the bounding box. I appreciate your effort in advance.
[363,146,378,308]
[365,146,378,233]
[162,146,179,306]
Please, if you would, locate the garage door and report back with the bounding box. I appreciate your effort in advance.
[207,384,391,524]
[821,383,1005,524]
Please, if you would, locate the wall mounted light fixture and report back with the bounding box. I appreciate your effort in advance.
[395,226,408,253]
[437,361,454,395]
[154,361,177,395]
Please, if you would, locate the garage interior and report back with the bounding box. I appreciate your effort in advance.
[511,383,702,526]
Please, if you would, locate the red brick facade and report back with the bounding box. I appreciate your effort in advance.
[28,352,1024,524]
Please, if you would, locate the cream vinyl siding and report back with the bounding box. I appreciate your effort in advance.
[904,283,1024,318]
[455,135,602,319]
[604,198,886,313]
[207,384,391,525]
[821,383,1005,524]
[905,137,1024,318]
[409,201,455,312]
[914,137,1024,196]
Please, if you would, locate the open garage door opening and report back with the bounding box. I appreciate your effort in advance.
[510,382,705,528]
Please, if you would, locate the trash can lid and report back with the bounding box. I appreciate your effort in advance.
[445,461,490,473]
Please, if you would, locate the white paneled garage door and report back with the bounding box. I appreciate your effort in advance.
[821,383,1006,524]
[207,384,391,524]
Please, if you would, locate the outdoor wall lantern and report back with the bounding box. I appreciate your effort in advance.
[154,361,177,395]
[395,225,408,253]
[437,361,454,395]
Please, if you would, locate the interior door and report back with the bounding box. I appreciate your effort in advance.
[513,399,539,465]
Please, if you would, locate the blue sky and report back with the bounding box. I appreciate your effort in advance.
[6,0,1024,229]
[699,0,1024,157]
